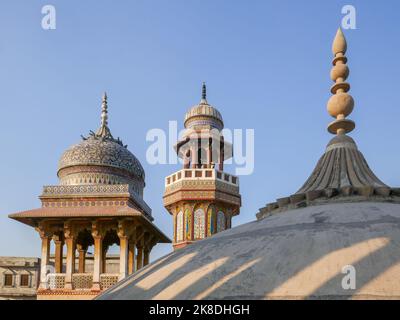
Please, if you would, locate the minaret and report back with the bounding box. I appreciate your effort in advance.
[163,84,241,249]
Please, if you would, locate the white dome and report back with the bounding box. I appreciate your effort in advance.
[99,201,400,300]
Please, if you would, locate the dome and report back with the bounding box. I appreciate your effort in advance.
[184,83,224,130]
[98,201,400,300]
[57,93,145,193]
[58,137,145,181]
[98,29,400,301]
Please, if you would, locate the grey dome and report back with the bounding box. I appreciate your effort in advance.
[98,201,400,300]
[58,137,145,181]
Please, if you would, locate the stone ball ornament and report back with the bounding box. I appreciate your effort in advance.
[327,92,354,118]
[330,63,349,81]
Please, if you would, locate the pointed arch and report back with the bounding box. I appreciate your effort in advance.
[176,211,184,242]
[194,207,205,239]
[185,208,192,240]
[207,205,216,236]
[217,211,225,232]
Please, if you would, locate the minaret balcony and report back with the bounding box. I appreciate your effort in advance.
[163,168,241,209]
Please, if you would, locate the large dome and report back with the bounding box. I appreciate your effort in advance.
[98,201,400,300]
[98,29,400,301]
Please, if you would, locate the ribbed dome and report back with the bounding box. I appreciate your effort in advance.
[58,137,145,181]
[184,102,224,130]
[184,83,224,130]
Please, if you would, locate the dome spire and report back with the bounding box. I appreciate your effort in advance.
[257,28,390,220]
[327,28,355,135]
[94,92,114,141]
[100,92,108,128]
[200,82,207,104]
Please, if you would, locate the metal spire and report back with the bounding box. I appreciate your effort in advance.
[95,92,113,140]
[100,92,108,128]
[200,82,207,104]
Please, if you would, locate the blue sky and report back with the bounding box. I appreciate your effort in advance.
[0,0,399,261]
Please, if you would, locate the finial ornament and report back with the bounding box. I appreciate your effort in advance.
[101,92,108,128]
[327,28,355,135]
[200,82,207,104]
[332,27,347,55]
[81,93,127,147]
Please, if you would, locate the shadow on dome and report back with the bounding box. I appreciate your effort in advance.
[97,202,400,300]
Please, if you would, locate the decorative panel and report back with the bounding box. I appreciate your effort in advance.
[194,209,205,239]
[217,211,225,232]
[176,211,184,242]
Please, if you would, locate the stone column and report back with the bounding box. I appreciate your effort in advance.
[118,220,133,280]
[53,234,64,274]
[64,236,76,290]
[191,145,198,168]
[136,244,144,270]
[91,222,104,291]
[219,138,224,171]
[143,247,150,266]
[102,247,108,274]
[77,244,87,273]
[38,234,51,289]
[207,138,212,168]
[119,236,128,280]
[128,241,136,275]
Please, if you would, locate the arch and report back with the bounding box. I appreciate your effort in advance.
[176,211,184,242]
[217,211,225,232]
[207,205,216,236]
[199,147,208,168]
[185,208,192,240]
[194,208,206,239]
[184,150,191,169]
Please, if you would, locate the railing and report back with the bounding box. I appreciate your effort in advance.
[72,273,93,289]
[100,274,119,290]
[45,273,119,290]
[47,273,65,289]
[165,169,239,187]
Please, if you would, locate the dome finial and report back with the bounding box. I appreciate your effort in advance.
[200,82,207,104]
[327,28,355,135]
[94,91,114,140]
[101,92,108,128]
[332,27,347,55]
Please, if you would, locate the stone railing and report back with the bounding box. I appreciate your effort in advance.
[47,273,65,289]
[100,274,119,290]
[45,273,119,290]
[72,273,93,289]
[165,169,239,188]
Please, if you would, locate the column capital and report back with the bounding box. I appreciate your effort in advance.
[64,221,78,240]
[145,235,158,251]
[117,218,136,238]
[52,232,64,243]
[35,222,52,239]
[91,220,106,239]
[76,243,88,251]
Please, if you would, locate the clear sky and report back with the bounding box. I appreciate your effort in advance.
[0,0,399,261]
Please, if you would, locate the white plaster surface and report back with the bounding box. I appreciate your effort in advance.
[99,202,400,300]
